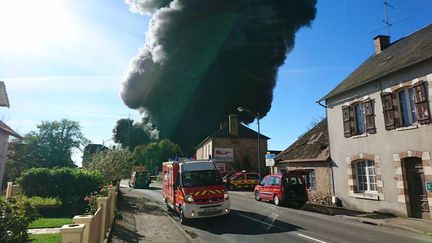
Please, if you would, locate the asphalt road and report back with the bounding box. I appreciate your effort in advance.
[131,182,432,243]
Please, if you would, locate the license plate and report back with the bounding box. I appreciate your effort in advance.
[203,208,217,212]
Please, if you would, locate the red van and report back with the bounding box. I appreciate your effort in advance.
[254,172,308,206]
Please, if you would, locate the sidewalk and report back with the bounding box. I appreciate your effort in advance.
[28,228,60,234]
[109,185,193,243]
[304,203,432,236]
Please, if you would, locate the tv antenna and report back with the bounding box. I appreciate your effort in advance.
[382,1,396,35]
[370,1,413,35]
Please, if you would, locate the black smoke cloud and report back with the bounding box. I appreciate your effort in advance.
[121,0,317,154]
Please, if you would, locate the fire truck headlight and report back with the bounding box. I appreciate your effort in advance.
[185,194,194,202]
[224,192,229,200]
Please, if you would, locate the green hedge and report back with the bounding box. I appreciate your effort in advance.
[18,168,103,214]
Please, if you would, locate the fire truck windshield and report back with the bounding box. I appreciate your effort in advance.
[181,170,223,187]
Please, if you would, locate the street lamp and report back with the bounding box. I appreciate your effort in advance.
[237,106,262,181]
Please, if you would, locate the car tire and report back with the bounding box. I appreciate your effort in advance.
[273,195,281,206]
[255,191,261,201]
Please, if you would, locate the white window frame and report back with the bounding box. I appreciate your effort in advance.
[355,160,377,193]
[398,88,417,127]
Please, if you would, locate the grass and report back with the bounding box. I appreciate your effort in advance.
[29,218,73,229]
[24,196,62,207]
[29,233,61,243]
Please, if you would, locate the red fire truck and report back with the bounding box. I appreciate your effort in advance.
[162,159,230,223]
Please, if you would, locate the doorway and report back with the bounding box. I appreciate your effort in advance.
[403,157,430,219]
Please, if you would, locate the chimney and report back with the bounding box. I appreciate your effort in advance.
[228,114,238,136]
[373,35,390,53]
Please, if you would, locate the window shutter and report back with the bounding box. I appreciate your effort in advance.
[342,105,352,137]
[364,99,376,134]
[413,81,431,124]
[381,92,395,130]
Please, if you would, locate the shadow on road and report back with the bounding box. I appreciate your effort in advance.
[147,186,162,191]
[110,224,143,243]
[110,190,145,242]
[182,209,303,235]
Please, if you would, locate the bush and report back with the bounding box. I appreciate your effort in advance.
[18,168,103,214]
[23,196,62,208]
[0,198,39,243]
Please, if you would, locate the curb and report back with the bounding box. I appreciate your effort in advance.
[163,210,196,242]
[340,215,432,236]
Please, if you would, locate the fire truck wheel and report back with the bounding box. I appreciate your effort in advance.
[273,195,281,206]
[179,209,188,224]
[255,191,261,201]
[165,202,172,212]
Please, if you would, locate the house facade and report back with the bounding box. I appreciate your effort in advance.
[321,25,432,219]
[274,120,333,205]
[195,114,269,174]
[0,81,21,190]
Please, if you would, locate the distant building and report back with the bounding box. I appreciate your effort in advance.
[195,114,269,175]
[274,119,332,205]
[82,144,109,168]
[319,24,432,219]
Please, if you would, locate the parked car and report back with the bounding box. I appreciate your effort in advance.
[254,172,308,206]
[224,171,259,190]
[129,171,151,189]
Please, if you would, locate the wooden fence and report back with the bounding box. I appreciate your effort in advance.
[61,185,118,243]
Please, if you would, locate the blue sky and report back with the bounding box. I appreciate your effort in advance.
[0,0,431,165]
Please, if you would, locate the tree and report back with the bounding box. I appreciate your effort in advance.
[89,148,133,184]
[132,139,183,174]
[36,119,89,167]
[112,118,153,151]
[6,119,88,171]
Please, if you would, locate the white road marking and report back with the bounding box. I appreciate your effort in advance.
[235,212,327,243]
[265,213,279,232]
[297,233,327,243]
[235,212,277,229]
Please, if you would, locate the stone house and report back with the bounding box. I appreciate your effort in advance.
[274,119,332,205]
[319,24,432,219]
[195,114,269,175]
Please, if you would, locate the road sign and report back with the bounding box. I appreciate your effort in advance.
[265,153,275,167]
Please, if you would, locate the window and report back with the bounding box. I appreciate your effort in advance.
[274,177,280,185]
[398,88,417,126]
[305,170,316,189]
[246,173,259,180]
[342,99,375,138]
[354,103,366,134]
[381,81,431,130]
[260,177,269,186]
[268,177,275,185]
[355,160,377,193]
[181,170,222,187]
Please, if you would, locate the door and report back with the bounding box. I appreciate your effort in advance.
[259,177,271,200]
[404,157,430,219]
